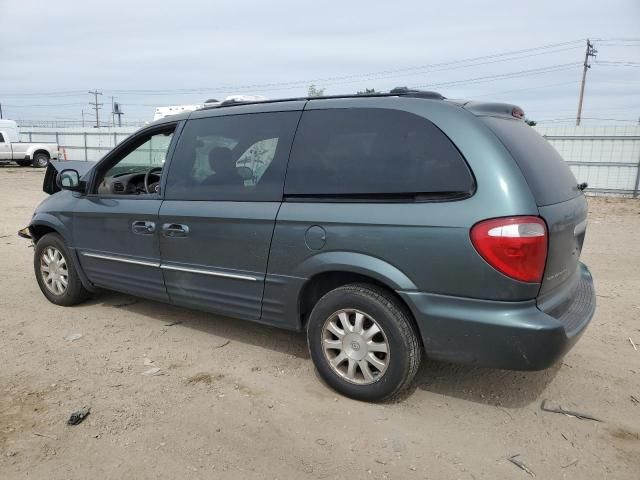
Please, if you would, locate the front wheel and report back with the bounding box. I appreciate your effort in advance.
[31,152,50,168]
[307,284,422,402]
[34,233,90,306]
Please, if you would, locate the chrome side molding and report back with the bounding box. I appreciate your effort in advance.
[81,251,258,282]
[81,252,160,268]
[160,264,258,282]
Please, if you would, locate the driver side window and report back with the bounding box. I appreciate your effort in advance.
[96,128,175,196]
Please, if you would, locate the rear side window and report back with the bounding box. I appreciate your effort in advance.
[165,111,300,201]
[284,108,474,198]
[482,117,580,206]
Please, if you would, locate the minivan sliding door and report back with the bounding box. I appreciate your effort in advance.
[159,109,302,321]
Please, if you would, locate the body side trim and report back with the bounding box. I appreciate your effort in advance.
[160,264,258,282]
[80,251,259,281]
[82,251,160,268]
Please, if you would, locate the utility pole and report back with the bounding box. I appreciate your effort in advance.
[576,39,597,126]
[111,96,116,127]
[88,90,103,128]
[0,103,3,119]
[81,109,85,128]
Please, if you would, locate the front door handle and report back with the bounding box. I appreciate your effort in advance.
[162,223,189,238]
[132,220,155,235]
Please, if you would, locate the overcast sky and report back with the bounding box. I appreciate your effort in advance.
[1,0,638,124]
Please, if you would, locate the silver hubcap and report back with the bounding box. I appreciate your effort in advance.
[322,309,390,385]
[40,246,68,295]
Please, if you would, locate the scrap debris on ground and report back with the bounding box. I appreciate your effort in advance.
[508,454,536,477]
[67,407,91,426]
[540,400,603,422]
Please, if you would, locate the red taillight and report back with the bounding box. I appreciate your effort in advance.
[470,216,547,283]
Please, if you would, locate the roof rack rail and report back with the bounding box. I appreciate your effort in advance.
[199,88,445,111]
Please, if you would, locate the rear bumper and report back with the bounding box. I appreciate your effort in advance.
[398,263,595,371]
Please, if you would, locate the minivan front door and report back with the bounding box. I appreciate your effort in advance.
[157,109,302,321]
[73,126,177,302]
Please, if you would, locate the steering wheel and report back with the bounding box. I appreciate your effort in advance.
[144,166,163,194]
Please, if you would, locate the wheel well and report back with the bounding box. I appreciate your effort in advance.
[29,225,57,243]
[298,271,415,329]
[32,149,50,159]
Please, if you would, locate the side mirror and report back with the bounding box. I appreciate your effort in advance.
[58,169,83,191]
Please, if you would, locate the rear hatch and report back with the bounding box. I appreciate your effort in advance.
[481,117,587,299]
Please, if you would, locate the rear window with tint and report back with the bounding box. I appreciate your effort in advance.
[482,117,580,206]
[284,108,474,198]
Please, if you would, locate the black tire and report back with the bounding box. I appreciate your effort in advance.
[34,233,90,306]
[16,159,32,167]
[31,152,50,168]
[307,283,422,402]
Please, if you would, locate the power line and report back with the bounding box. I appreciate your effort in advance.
[471,80,582,98]
[413,63,581,89]
[0,90,88,98]
[592,37,640,42]
[105,46,586,96]
[594,61,640,67]
[1,103,87,107]
[2,37,636,100]
[1,39,589,99]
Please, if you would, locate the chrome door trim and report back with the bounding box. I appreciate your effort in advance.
[81,252,259,281]
[160,264,258,282]
[81,251,160,268]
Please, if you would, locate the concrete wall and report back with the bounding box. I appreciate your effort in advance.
[20,127,139,162]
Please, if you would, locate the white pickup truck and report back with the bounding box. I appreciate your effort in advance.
[0,120,61,167]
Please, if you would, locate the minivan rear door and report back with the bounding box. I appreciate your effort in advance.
[158,108,303,321]
[482,117,587,296]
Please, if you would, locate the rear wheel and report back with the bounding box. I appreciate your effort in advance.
[16,159,31,167]
[31,152,49,168]
[307,283,422,402]
[34,233,90,306]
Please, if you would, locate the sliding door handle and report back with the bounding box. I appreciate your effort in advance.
[162,223,189,238]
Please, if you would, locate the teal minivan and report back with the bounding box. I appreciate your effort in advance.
[21,89,595,401]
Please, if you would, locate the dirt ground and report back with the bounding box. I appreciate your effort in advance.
[0,165,639,480]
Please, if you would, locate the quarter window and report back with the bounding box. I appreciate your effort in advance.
[284,108,474,198]
[165,112,300,201]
